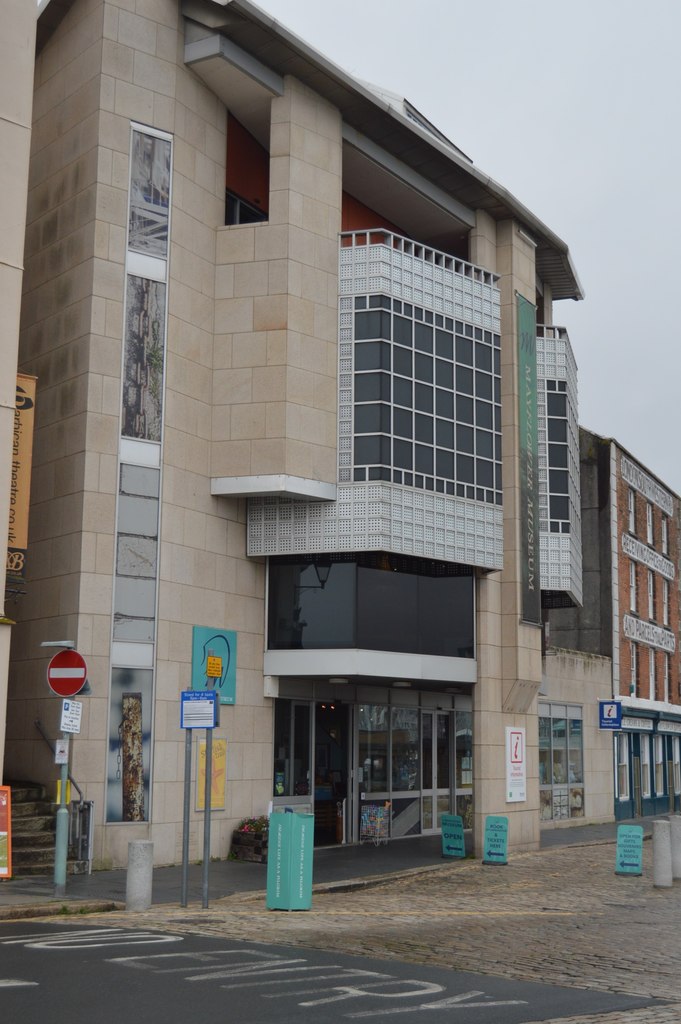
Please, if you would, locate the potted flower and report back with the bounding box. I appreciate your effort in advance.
[230,814,269,863]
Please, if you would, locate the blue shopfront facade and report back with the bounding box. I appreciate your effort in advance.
[615,711,681,820]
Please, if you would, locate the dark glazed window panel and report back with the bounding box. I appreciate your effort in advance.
[456,366,474,395]
[417,575,474,657]
[436,450,454,479]
[369,294,391,309]
[475,342,492,371]
[415,384,433,413]
[415,444,433,474]
[457,454,475,483]
[456,336,473,365]
[494,404,502,431]
[394,408,413,439]
[549,469,569,494]
[476,430,493,459]
[414,322,433,352]
[436,389,454,419]
[494,378,500,403]
[393,376,412,407]
[475,400,493,429]
[268,560,356,649]
[354,435,381,465]
[435,360,453,388]
[436,419,454,449]
[368,467,391,480]
[435,330,454,360]
[495,464,503,490]
[549,443,568,468]
[393,346,412,377]
[393,315,413,347]
[354,468,366,481]
[548,418,568,442]
[415,354,433,383]
[456,395,474,423]
[476,459,494,488]
[394,438,413,470]
[355,372,390,402]
[456,424,474,454]
[550,495,570,520]
[355,296,367,309]
[355,310,391,340]
[415,414,433,443]
[475,371,492,400]
[493,349,500,375]
[355,403,390,433]
[357,567,418,654]
[355,341,390,370]
[547,392,567,416]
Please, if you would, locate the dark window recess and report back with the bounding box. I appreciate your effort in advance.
[547,418,568,443]
[355,372,390,402]
[475,371,492,400]
[435,360,453,388]
[226,190,267,225]
[393,315,413,347]
[436,419,454,449]
[547,392,567,416]
[435,330,453,360]
[456,335,473,365]
[268,553,475,658]
[394,408,413,438]
[436,389,454,419]
[456,395,474,423]
[456,424,474,454]
[476,430,493,459]
[549,469,569,494]
[549,443,568,468]
[355,310,391,340]
[393,438,413,470]
[456,366,474,395]
[475,342,492,371]
[355,403,390,433]
[393,346,412,377]
[354,435,390,465]
[550,495,570,520]
[414,383,433,413]
[414,322,433,352]
[457,454,475,483]
[415,444,433,474]
[476,459,494,488]
[415,414,433,443]
[436,449,454,478]
[393,377,412,407]
[415,353,434,383]
[476,400,493,429]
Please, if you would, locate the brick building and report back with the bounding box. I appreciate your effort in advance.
[549,430,681,819]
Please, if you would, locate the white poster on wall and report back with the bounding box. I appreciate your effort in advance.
[505,726,526,802]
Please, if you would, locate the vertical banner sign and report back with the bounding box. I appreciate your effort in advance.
[517,295,540,625]
[192,626,237,705]
[0,787,11,878]
[196,738,227,810]
[506,726,527,802]
[7,375,37,586]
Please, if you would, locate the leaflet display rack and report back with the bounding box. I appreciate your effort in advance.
[359,801,391,845]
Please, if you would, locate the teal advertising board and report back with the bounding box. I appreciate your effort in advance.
[266,812,314,911]
[441,814,465,859]
[191,626,237,705]
[517,293,540,625]
[615,824,643,876]
[482,815,509,865]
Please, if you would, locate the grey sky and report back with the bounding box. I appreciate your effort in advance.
[256,0,681,493]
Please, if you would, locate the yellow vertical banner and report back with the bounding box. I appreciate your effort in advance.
[7,375,37,585]
[197,738,227,810]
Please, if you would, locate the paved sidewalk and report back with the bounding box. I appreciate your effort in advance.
[0,816,654,917]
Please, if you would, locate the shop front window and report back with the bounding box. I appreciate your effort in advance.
[359,704,389,793]
[641,737,651,798]
[617,733,630,800]
[273,699,311,799]
[655,735,665,796]
[455,710,473,828]
[539,703,584,821]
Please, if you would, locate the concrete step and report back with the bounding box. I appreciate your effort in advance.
[12,830,55,849]
[11,800,54,820]
[6,781,48,804]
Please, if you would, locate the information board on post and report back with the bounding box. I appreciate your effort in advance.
[441,813,465,858]
[60,699,82,734]
[482,815,509,865]
[180,690,219,730]
[615,824,643,876]
[0,787,11,879]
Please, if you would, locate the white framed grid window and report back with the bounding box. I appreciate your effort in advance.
[663,579,669,626]
[649,648,656,701]
[646,502,654,545]
[616,733,630,800]
[628,488,636,534]
[629,561,637,612]
[655,734,665,795]
[647,570,655,620]
[674,737,681,795]
[630,641,638,696]
[641,736,651,798]
[662,515,669,555]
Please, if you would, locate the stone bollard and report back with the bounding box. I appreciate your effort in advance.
[652,820,672,888]
[126,840,154,911]
[671,816,681,881]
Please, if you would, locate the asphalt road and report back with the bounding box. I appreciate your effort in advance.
[0,922,659,1024]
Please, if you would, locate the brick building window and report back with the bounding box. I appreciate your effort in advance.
[641,737,651,798]
[663,579,669,626]
[647,570,655,620]
[630,642,638,696]
[663,654,670,703]
[628,488,636,533]
[616,733,630,800]
[646,502,654,545]
[655,735,665,795]
[649,648,656,701]
[629,561,637,612]
[662,515,669,555]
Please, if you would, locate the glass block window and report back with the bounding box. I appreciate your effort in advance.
[350,295,502,504]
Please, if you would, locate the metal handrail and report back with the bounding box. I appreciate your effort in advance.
[34,719,84,804]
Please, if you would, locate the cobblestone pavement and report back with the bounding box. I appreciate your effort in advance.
[79,841,681,1024]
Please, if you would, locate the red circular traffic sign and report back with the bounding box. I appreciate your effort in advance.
[46,649,88,697]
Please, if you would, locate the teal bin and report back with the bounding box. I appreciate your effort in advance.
[266,811,314,910]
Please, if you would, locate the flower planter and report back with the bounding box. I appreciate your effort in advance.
[230,830,268,863]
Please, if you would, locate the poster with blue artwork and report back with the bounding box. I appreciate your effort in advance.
[191,626,237,705]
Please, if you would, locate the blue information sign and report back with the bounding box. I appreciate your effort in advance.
[180,690,219,729]
[599,700,622,730]
[441,814,465,859]
[615,824,643,876]
[482,815,509,865]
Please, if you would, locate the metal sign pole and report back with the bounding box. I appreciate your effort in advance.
[54,731,69,897]
[202,727,212,908]
[180,728,192,908]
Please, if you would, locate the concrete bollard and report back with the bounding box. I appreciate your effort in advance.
[652,820,672,888]
[126,840,154,911]
[671,816,681,881]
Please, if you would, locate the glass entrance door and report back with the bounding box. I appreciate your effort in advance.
[422,711,452,832]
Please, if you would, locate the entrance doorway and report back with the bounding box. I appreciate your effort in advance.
[421,711,451,832]
[313,701,349,846]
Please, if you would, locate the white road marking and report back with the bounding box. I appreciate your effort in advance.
[0,979,39,988]
[300,979,445,1007]
[348,990,529,1017]
[2,928,181,950]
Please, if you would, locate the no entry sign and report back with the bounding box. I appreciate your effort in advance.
[46,649,88,697]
